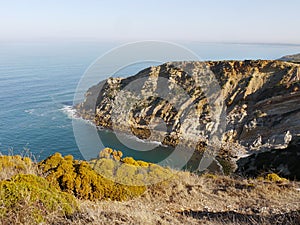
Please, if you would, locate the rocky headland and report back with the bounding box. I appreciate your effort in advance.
[279,53,300,63]
[76,59,300,179]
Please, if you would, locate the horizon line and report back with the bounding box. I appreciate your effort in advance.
[0,38,300,47]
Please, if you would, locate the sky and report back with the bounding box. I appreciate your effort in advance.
[0,0,300,44]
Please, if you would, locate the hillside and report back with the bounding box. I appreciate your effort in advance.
[0,152,299,225]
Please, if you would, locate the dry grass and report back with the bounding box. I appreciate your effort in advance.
[0,150,39,180]
[0,157,299,225]
[63,172,300,225]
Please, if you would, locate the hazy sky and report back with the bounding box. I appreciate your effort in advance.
[1,0,300,43]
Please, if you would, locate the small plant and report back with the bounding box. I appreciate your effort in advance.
[99,148,123,161]
[216,157,235,175]
[121,157,139,166]
[203,173,217,179]
[263,173,289,183]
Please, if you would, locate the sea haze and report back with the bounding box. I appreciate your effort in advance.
[1,41,300,161]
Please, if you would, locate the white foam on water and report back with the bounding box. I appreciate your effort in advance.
[115,130,164,147]
[24,108,52,117]
[60,105,96,127]
[60,105,168,149]
[24,109,35,115]
[60,105,78,119]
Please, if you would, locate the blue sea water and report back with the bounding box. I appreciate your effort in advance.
[1,41,300,161]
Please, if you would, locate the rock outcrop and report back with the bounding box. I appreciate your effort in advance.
[237,135,300,180]
[76,60,300,176]
[279,53,300,63]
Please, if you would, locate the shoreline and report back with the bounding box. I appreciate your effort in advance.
[73,105,212,152]
[71,105,174,149]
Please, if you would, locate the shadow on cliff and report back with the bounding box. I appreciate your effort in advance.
[236,143,300,180]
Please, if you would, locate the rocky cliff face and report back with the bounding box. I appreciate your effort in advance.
[77,60,300,176]
[279,53,300,63]
[237,135,300,180]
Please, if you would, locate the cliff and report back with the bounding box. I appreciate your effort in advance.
[279,53,300,63]
[77,60,300,176]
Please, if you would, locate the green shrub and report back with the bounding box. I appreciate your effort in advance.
[203,173,218,179]
[39,151,173,201]
[99,148,123,161]
[0,174,77,223]
[121,157,139,166]
[262,173,289,183]
[136,160,150,167]
[93,151,173,186]
[216,157,235,175]
[39,153,145,201]
[92,157,116,179]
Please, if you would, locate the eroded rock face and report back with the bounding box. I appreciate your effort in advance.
[237,136,300,180]
[77,60,300,175]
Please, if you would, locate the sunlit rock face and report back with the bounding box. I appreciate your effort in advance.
[77,60,300,176]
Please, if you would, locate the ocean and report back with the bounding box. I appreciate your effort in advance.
[1,41,300,162]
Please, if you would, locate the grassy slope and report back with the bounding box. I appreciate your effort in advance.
[0,154,299,225]
[77,172,300,225]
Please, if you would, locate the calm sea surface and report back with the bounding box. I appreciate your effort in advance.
[1,41,300,161]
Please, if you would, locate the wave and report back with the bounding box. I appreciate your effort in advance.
[114,130,166,147]
[59,105,78,119]
[24,109,35,115]
[24,107,58,117]
[59,105,96,127]
[24,108,46,117]
[60,105,168,148]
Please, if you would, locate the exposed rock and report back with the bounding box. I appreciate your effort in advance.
[76,60,300,176]
[237,136,300,180]
[279,53,300,63]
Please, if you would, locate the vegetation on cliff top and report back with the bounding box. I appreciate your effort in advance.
[0,150,299,225]
[38,151,149,201]
[0,173,77,224]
